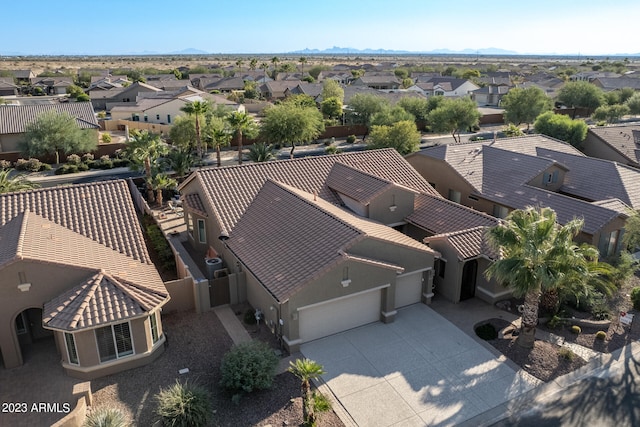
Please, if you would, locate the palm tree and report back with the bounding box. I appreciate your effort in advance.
[271,56,280,70]
[204,127,231,167]
[288,358,325,426]
[299,57,307,77]
[163,147,195,179]
[249,58,258,71]
[485,206,601,348]
[248,142,275,162]
[0,169,39,194]
[259,62,269,82]
[180,100,211,159]
[125,130,168,202]
[235,59,244,73]
[225,111,255,165]
[147,173,177,207]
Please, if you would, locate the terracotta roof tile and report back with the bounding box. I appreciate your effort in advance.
[227,180,434,302]
[184,149,439,236]
[0,180,151,263]
[326,162,413,204]
[587,125,640,166]
[426,226,497,260]
[43,271,167,331]
[183,193,207,217]
[407,194,498,235]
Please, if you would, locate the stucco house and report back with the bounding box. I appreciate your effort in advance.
[89,81,162,111]
[582,124,640,168]
[177,149,504,349]
[0,102,99,155]
[407,77,479,98]
[0,181,170,379]
[406,135,632,258]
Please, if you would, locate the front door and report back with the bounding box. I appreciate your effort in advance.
[460,259,477,301]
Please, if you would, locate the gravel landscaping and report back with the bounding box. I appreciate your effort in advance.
[90,309,343,426]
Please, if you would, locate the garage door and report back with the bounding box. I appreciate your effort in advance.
[395,271,423,308]
[298,288,382,342]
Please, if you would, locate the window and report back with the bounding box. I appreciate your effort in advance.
[493,204,509,219]
[65,332,79,365]
[606,230,620,257]
[436,259,446,279]
[448,189,461,204]
[95,322,133,363]
[167,114,171,124]
[197,219,206,244]
[144,114,148,122]
[15,312,27,335]
[543,170,559,185]
[187,214,194,238]
[149,312,160,344]
[468,195,479,201]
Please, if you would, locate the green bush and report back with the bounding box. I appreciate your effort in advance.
[475,323,498,340]
[243,309,257,325]
[596,331,607,341]
[559,347,576,361]
[631,287,640,311]
[145,221,176,271]
[15,158,46,172]
[571,325,582,334]
[220,341,279,398]
[346,134,357,144]
[0,159,12,170]
[325,145,339,155]
[548,315,563,329]
[55,164,79,175]
[66,154,81,165]
[39,163,52,171]
[155,380,212,427]
[83,406,128,427]
[78,163,90,171]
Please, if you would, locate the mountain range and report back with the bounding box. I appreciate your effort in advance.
[291,46,520,55]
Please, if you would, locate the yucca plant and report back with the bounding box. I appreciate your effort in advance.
[248,142,276,162]
[83,406,128,427]
[155,380,212,427]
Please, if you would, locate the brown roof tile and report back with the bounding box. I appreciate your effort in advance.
[0,180,151,263]
[0,102,99,134]
[425,226,496,260]
[43,271,167,331]
[587,125,640,166]
[407,194,498,235]
[183,193,207,217]
[184,149,439,236]
[227,180,434,302]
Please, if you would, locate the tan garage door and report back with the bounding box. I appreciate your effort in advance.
[298,288,382,343]
[395,271,423,308]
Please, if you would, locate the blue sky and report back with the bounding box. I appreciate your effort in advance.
[1,0,639,56]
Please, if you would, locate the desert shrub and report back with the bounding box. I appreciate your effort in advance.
[155,380,212,427]
[112,158,130,168]
[595,331,607,341]
[313,391,332,414]
[39,163,52,171]
[325,145,339,155]
[15,158,46,172]
[475,323,498,340]
[101,133,112,144]
[0,159,12,170]
[82,153,95,162]
[55,164,79,175]
[243,309,257,325]
[66,154,81,165]
[559,347,576,361]
[83,406,128,427]
[220,341,279,399]
[77,163,89,171]
[630,287,640,310]
[571,325,582,334]
[145,221,176,271]
[548,315,563,329]
[346,134,357,144]
[98,155,114,169]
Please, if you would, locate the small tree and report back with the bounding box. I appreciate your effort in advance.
[21,110,97,164]
[163,148,195,179]
[169,115,197,151]
[260,104,324,158]
[147,172,177,207]
[427,97,481,143]
[370,105,415,127]
[288,359,326,426]
[345,93,389,126]
[591,104,630,124]
[320,97,343,120]
[534,111,588,148]
[321,79,344,103]
[220,341,279,400]
[124,130,168,202]
[625,93,640,115]
[501,87,553,131]
[226,111,258,165]
[557,81,605,118]
[367,120,421,155]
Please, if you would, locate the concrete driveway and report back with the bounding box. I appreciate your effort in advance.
[301,304,539,427]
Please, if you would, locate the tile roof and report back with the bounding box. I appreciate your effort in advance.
[326,162,416,204]
[406,194,498,235]
[536,147,640,208]
[587,125,640,166]
[183,193,207,217]
[184,148,439,236]
[0,180,151,263]
[425,226,496,260]
[110,98,179,113]
[227,180,434,301]
[43,271,167,331]
[0,102,99,134]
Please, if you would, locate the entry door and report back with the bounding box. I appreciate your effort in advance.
[460,260,477,301]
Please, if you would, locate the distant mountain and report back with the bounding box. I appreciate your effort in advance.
[168,48,209,55]
[290,46,519,55]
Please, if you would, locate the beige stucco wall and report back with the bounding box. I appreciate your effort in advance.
[368,187,416,225]
[0,133,22,153]
[527,165,567,192]
[582,132,636,166]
